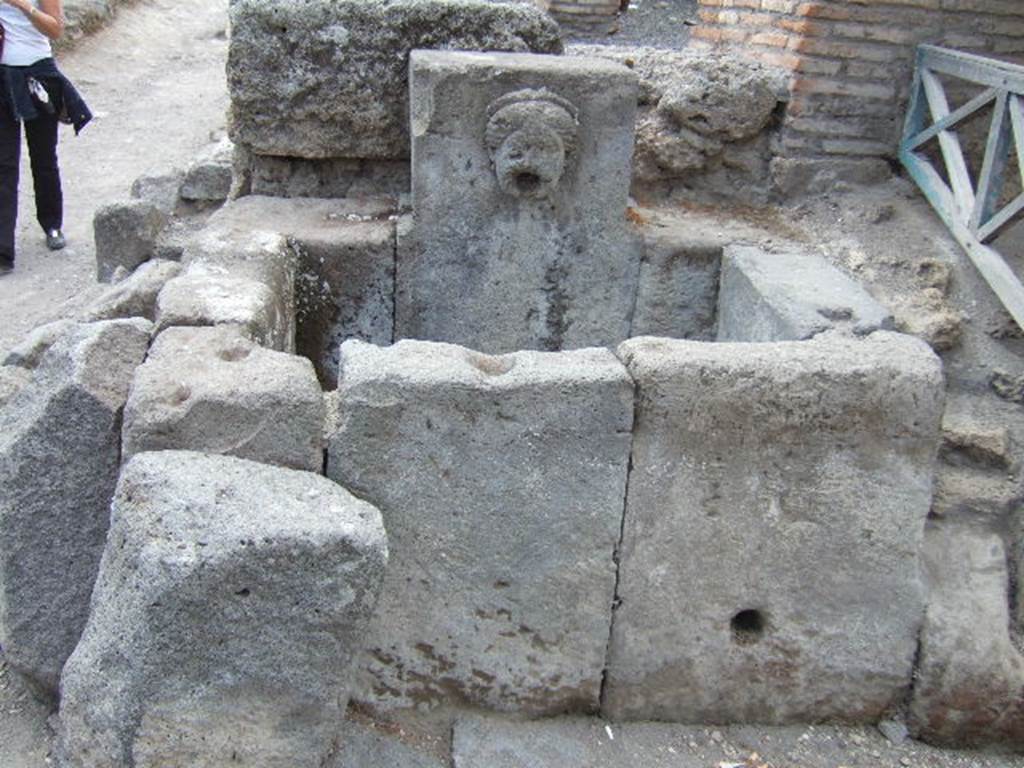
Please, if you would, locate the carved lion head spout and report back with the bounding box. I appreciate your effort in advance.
[485,89,579,200]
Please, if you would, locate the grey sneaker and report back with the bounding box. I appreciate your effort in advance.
[46,229,66,251]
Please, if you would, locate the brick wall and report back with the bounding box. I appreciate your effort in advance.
[693,0,1024,167]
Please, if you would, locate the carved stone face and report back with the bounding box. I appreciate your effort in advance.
[485,90,579,200]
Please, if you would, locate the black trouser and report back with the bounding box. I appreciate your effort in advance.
[0,109,62,262]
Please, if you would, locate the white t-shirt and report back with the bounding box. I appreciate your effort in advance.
[0,1,52,66]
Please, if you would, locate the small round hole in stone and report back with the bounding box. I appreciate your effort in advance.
[730,609,766,646]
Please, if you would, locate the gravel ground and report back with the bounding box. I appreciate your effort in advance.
[566,0,698,48]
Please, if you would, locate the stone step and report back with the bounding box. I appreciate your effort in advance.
[451,715,1023,768]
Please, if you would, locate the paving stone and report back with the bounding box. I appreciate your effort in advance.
[332,720,447,768]
[0,319,152,698]
[909,520,1024,748]
[58,450,388,768]
[94,199,169,283]
[717,245,894,342]
[82,259,182,322]
[604,332,944,724]
[227,0,562,160]
[326,339,633,714]
[396,51,641,352]
[123,325,324,472]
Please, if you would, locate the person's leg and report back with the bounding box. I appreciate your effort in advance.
[24,111,62,240]
[0,111,22,268]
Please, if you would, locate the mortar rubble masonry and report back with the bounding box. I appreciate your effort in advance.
[57,450,388,768]
[604,332,944,724]
[717,245,894,342]
[226,0,562,161]
[0,319,152,698]
[326,339,633,714]
[397,50,642,352]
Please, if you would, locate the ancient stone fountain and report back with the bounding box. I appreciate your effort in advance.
[3,0,1011,764]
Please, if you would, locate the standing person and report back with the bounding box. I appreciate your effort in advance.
[0,0,90,275]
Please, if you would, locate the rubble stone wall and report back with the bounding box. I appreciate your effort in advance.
[693,0,1024,189]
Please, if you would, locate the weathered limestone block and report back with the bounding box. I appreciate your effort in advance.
[58,451,388,768]
[2,318,75,368]
[227,0,562,160]
[397,51,641,352]
[909,520,1024,748]
[155,221,296,351]
[604,332,944,724]
[94,200,169,283]
[123,326,323,472]
[197,195,397,387]
[327,339,633,714]
[83,259,182,322]
[180,137,234,202]
[717,245,894,342]
[0,319,152,697]
[632,226,721,340]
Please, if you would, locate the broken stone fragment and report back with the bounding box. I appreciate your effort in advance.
[82,259,182,322]
[327,339,633,715]
[155,222,296,351]
[58,450,388,768]
[227,0,562,160]
[717,245,894,342]
[604,332,944,724]
[123,325,324,472]
[909,519,1024,748]
[0,365,31,408]
[130,169,185,215]
[0,319,152,699]
[180,136,234,202]
[1,318,75,369]
[94,199,169,283]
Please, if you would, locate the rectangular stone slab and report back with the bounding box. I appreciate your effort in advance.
[327,339,633,714]
[717,245,894,342]
[396,51,641,353]
[604,332,944,724]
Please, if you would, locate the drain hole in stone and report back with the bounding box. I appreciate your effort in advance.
[235,588,251,597]
[516,172,541,195]
[730,609,766,645]
[465,351,516,377]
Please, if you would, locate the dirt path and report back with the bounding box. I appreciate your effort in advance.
[0,0,229,353]
[0,1,228,764]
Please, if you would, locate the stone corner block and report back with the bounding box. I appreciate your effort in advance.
[123,325,324,472]
[604,332,944,725]
[0,319,152,697]
[716,245,894,342]
[58,450,387,768]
